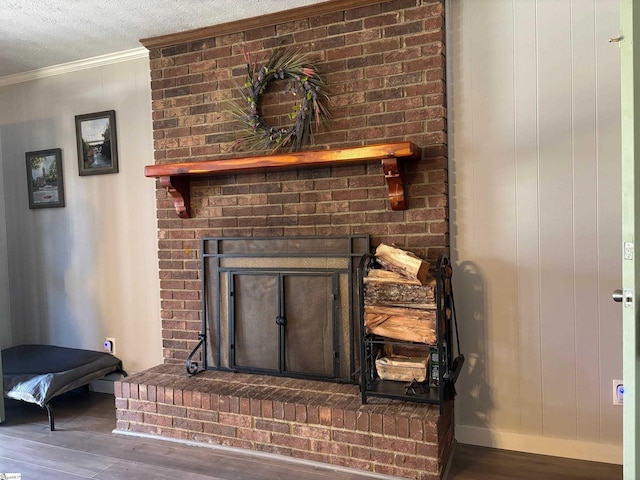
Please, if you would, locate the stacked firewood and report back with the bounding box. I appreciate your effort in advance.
[364,244,436,344]
[363,244,437,382]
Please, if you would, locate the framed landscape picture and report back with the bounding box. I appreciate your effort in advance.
[75,110,119,176]
[26,148,65,209]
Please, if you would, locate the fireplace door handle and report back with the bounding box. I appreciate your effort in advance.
[276,316,285,326]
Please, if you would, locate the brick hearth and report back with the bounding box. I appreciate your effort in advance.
[115,365,453,480]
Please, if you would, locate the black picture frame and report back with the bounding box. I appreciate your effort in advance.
[75,110,119,176]
[26,148,65,209]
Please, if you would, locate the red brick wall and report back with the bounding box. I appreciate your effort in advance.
[147,0,448,364]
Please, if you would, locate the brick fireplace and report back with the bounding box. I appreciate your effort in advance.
[115,1,452,478]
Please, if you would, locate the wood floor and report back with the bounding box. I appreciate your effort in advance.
[0,390,623,480]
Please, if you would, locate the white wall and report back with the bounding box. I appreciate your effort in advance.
[0,55,162,373]
[448,0,622,463]
[0,132,12,349]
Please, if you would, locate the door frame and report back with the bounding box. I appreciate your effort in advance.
[620,0,640,476]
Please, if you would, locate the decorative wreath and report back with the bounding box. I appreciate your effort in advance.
[231,48,330,153]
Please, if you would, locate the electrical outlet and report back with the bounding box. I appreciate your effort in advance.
[613,379,624,406]
[104,337,116,355]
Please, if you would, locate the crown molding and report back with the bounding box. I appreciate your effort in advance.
[0,48,149,87]
[140,0,386,50]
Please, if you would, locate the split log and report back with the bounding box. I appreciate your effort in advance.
[375,354,429,382]
[365,269,425,286]
[374,244,430,285]
[364,305,436,344]
[364,270,436,308]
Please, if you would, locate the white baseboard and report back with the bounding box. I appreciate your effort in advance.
[455,425,622,465]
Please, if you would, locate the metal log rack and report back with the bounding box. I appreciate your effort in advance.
[358,253,464,413]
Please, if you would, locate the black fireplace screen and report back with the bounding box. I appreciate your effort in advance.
[200,236,369,383]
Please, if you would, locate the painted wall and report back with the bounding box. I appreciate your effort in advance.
[0,55,162,373]
[0,132,12,350]
[448,0,622,463]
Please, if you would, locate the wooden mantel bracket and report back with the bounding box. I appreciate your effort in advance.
[159,176,191,219]
[145,141,420,218]
[381,157,405,210]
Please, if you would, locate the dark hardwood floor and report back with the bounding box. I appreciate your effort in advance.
[448,443,621,480]
[0,391,622,480]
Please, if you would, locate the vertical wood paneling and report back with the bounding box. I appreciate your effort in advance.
[513,0,543,437]
[536,0,578,439]
[450,0,622,458]
[448,0,486,429]
[570,1,601,443]
[468,0,521,432]
[594,0,623,445]
[449,0,521,432]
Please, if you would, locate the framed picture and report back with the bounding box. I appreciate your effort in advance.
[26,148,65,209]
[75,110,119,176]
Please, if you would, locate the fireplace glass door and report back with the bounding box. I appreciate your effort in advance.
[230,272,337,378]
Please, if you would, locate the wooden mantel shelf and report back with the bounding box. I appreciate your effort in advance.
[144,141,420,218]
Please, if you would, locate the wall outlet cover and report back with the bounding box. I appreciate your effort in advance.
[613,379,624,406]
[104,337,115,355]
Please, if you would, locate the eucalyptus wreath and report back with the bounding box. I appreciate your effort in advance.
[231,47,330,153]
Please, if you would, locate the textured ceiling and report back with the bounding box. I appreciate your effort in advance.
[0,0,327,78]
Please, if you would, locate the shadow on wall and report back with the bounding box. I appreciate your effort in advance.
[454,260,494,440]
[0,120,76,347]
